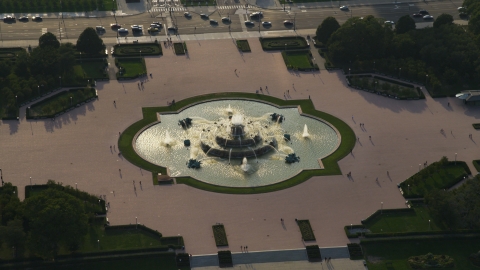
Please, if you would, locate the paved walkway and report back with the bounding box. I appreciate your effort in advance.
[1,36,479,258]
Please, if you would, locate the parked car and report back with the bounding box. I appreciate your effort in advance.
[118,28,128,33]
[283,20,293,26]
[459,12,468,18]
[152,22,162,27]
[96,26,105,31]
[18,16,29,22]
[32,16,42,21]
[184,12,191,17]
[167,26,177,32]
[384,21,395,25]
[3,16,15,22]
[262,21,272,26]
[200,14,209,19]
[457,7,466,12]
[148,27,159,32]
[111,23,121,29]
[340,5,349,11]
[210,19,218,24]
[131,25,141,29]
[423,15,434,20]
[419,10,429,15]
[412,13,423,18]
[250,12,263,19]
[221,17,231,22]
[244,21,254,26]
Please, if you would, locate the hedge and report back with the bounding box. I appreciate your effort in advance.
[344,224,367,238]
[347,243,363,260]
[473,160,480,173]
[297,220,316,241]
[112,43,162,57]
[306,245,322,261]
[218,250,233,267]
[105,224,163,238]
[212,224,228,246]
[259,37,309,51]
[364,229,480,238]
[173,42,185,55]
[176,253,190,268]
[473,124,480,130]
[236,39,251,52]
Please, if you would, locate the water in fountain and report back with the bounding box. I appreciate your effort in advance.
[163,131,174,146]
[240,157,250,172]
[302,124,310,138]
[248,147,258,163]
[231,114,244,126]
[226,104,233,114]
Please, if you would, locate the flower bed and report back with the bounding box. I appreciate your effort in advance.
[112,43,162,57]
[212,224,228,246]
[236,40,251,52]
[408,253,454,269]
[297,220,316,241]
[173,42,186,55]
[306,245,322,261]
[259,37,309,51]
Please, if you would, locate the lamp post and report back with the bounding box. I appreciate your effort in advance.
[59,76,62,88]
[97,239,100,249]
[283,0,285,11]
[375,81,377,90]
[351,223,353,230]
[285,43,287,52]
[419,164,421,171]
[0,168,3,186]
[349,68,351,76]
[373,61,375,71]
[37,85,40,95]
[15,95,17,107]
[70,96,72,106]
[429,219,431,229]
[399,67,401,78]
[30,177,32,186]
[294,13,296,31]
[425,74,428,86]
[381,202,383,214]
[408,184,410,193]
[140,50,142,58]
[136,217,138,229]
[455,153,457,164]
[75,182,77,189]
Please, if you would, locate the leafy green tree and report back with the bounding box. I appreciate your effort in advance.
[392,34,416,58]
[0,219,26,251]
[396,15,416,34]
[316,17,340,44]
[425,189,458,229]
[433,14,454,28]
[23,189,88,259]
[39,32,60,49]
[58,43,76,76]
[76,27,106,55]
[0,182,21,226]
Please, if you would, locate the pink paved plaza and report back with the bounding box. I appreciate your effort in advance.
[1,38,479,255]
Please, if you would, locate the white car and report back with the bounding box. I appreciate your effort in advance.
[184,12,191,17]
[384,21,395,25]
[423,15,434,20]
[118,28,128,33]
[340,5,349,11]
[96,26,106,31]
[131,25,141,29]
[150,23,161,28]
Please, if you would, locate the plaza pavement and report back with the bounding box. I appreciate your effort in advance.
[1,35,479,268]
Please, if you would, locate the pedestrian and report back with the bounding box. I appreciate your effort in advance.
[325,257,327,262]
[245,246,248,252]
[113,100,116,104]
[234,69,237,73]
[369,136,371,140]
[287,90,289,94]
[119,169,121,172]
[266,86,268,90]
[256,90,259,94]
[110,145,112,150]
[260,87,262,91]
[150,73,152,77]
[140,181,142,185]
[241,246,243,252]
[448,102,450,106]
[387,171,389,176]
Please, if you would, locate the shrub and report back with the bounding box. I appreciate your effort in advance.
[218,250,233,267]
[212,224,228,246]
[473,124,480,130]
[297,220,316,241]
[408,253,454,269]
[347,243,363,260]
[306,245,322,261]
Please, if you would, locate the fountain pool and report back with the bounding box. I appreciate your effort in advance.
[134,100,340,187]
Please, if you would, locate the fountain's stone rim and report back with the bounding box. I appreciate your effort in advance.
[121,95,354,194]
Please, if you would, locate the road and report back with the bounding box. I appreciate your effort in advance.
[0,0,465,42]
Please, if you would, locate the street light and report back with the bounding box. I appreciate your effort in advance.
[425,74,428,86]
[70,96,72,106]
[373,61,375,71]
[285,43,287,52]
[37,85,40,95]
[429,219,431,229]
[136,217,138,229]
[381,202,383,214]
[30,177,32,186]
[349,68,351,76]
[419,164,421,171]
[75,182,77,189]
[455,153,457,164]
[59,76,62,88]
[97,239,100,249]
[399,67,401,78]
[408,184,410,193]
[0,168,3,186]
[140,50,142,58]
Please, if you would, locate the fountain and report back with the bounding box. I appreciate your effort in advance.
[240,157,250,172]
[134,99,340,188]
[302,124,310,138]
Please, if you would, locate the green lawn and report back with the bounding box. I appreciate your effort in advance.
[236,40,251,52]
[173,43,186,55]
[400,162,468,198]
[259,37,309,50]
[74,59,108,80]
[118,93,356,194]
[363,237,480,270]
[282,51,316,70]
[0,0,115,13]
[116,58,147,79]
[113,43,162,57]
[364,206,444,233]
[27,88,96,118]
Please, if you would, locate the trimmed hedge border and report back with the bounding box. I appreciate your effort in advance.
[213,224,229,247]
[346,75,425,100]
[347,243,363,260]
[297,219,316,241]
[306,245,322,261]
[364,229,480,238]
[218,250,233,267]
[473,160,480,173]
[344,224,367,238]
[259,36,309,51]
[118,93,355,194]
[173,42,185,55]
[236,39,251,52]
[473,123,480,130]
[176,253,190,268]
[26,88,97,119]
[112,42,162,57]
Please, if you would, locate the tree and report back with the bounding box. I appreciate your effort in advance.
[433,14,454,28]
[396,15,416,34]
[22,189,88,259]
[58,43,76,76]
[425,189,458,229]
[316,17,340,44]
[76,27,105,55]
[39,32,60,49]
[0,219,26,252]
[392,34,416,58]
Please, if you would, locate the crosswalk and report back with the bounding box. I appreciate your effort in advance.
[150,5,244,11]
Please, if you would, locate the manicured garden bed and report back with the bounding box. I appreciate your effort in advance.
[306,245,322,261]
[26,87,97,119]
[218,250,233,267]
[347,243,363,260]
[363,236,480,270]
[297,220,316,241]
[212,224,228,246]
[473,160,480,173]
[115,58,147,80]
[173,42,186,55]
[399,160,470,199]
[259,37,309,51]
[181,0,217,6]
[473,123,480,130]
[236,40,251,52]
[281,50,318,71]
[112,43,162,57]
[74,58,109,80]
[118,93,355,194]
[347,75,423,99]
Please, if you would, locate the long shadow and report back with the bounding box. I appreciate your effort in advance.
[4,120,19,135]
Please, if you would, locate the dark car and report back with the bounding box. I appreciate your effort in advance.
[111,23,122,29]
[32,16,42,21]
[18,16,29,22]
[200,14,209,19]
[412,13,423,18]
[419,10,429,15]
[283,20,294,26]
[459,12,468,19]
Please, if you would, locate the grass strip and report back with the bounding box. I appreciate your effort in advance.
[297,219,316,241]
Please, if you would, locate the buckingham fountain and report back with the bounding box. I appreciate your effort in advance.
[134,100,340,188]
